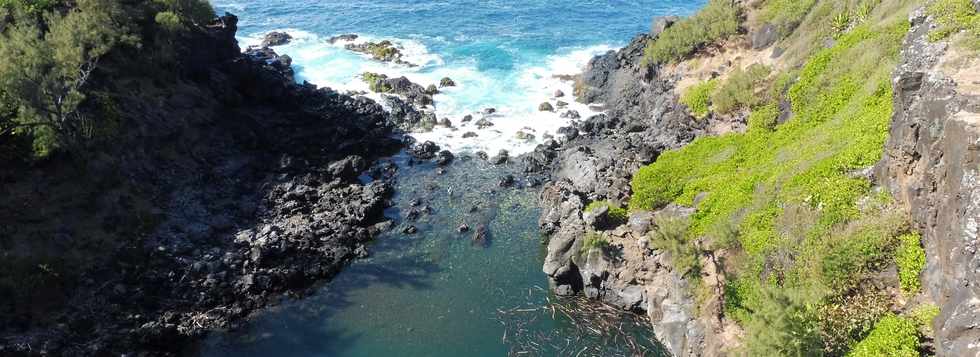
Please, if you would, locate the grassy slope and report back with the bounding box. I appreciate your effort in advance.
[632,0,940,354]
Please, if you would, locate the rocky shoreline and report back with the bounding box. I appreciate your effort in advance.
[1,15,406,356]
[519,30,719,357]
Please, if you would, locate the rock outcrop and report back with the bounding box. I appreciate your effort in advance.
[876,9,980,357]
[0,14,403,356]
[527,33,714,357]
[345,40,416,66]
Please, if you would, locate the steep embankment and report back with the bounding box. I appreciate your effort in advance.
[537,0,979,356]
[878,4,980,356]
[1,14,402,355]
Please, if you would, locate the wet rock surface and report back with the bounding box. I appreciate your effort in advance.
[0,14,403,356]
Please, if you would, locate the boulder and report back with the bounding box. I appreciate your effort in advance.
[751,23,778,50]
[327,34,358,44]
[475,118,494,129]
[461,114,473,122]
[435,150,454,166]
[650,16,679,39]
[438,118,453,127]
[440,77,456,87]
[515,131,536,141]
[261,31,292,47]
[554,89,565,98]
[489,150,509,165]
[539,102,555,112]
[483,108,497,115]
[462,131,478,138]
[426,84,439,95]
[560,110,581,119]
[556,100,568,108]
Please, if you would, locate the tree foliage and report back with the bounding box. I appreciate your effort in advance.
[0,0,214,158]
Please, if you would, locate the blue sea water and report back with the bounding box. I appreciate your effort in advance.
[213,0,705,154]
[201,1,706,356]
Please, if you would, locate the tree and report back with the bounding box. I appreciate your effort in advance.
[0,0,135,156]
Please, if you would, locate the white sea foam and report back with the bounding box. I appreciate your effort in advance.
[239,30,614,155]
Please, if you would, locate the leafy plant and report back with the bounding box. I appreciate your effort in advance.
[926,0,980,45]
[648,217,701,277]
[580,231,610,255]
[895,233,926,295]
[643,0,740,64]
[831,12,852,37]
[846,314,920,357]
[711,64,772,114]
[584,200,628,227]
[680,79,717,119]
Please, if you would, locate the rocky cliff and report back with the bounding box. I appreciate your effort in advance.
[526,32,718,357]
[877,7,980,357]
[0,14,403,355]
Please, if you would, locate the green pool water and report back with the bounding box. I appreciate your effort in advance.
[200,155,664,356]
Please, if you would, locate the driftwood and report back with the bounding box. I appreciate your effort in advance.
[494,290,665,357]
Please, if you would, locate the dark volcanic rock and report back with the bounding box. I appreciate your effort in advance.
[261,31,292,46]
[534,32,709,357]
[327,33,358,43]
[876,10,980,357]
[0,14,404,356]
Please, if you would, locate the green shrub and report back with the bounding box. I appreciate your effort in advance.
[758,0,818,37]
[153,0,215,26]
[711,64,772,114]
[0,0,136,157]
[154,10,183,31]
[817,289,891,355]
[926,0,980,45]
[747,103,779,132]
[846,314,920,357]
[680,79,717,119]
[910,303,940,336]
[895,233,926,294]
[648,217,701,277]
[741,283,824,356]
[584,200,628,226]
[632,19,911,351]
[580,231,610,255]
[643,0,740,64]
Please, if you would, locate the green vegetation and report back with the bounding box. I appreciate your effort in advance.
[679,79,717,119]
[362,72,393,93]
[0,0,215,159]
[643,0,739,64]
[817,289,892,355]
[758,0,819,37]
[580,232,610,255]
[648,217,701,277]
[895,233,926,295]
[846,314,920,357]
[911,303,940,336]
[711,64,772,115]
[926,0,980,48]
[631,5,915,353]
[585,200,628,226]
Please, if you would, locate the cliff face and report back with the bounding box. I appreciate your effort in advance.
[0,14,402,355]
[877,9,980,357]
[529,33,714,357]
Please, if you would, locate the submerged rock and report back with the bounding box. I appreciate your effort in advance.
[327,33,358,43]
